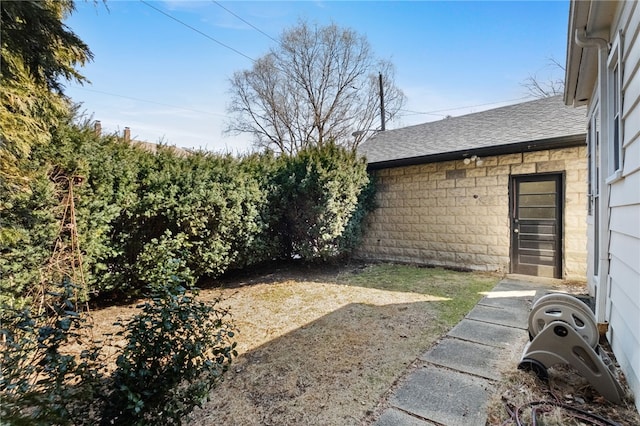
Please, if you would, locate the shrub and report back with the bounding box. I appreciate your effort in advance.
[0,171,58,307]
[1,242,237,425]
[0,279,103,425]
[3,119,378,301]
[272,142,373,260]
[0,121,143,305]
[134,230,195,288]
[338,173,377,253]
[101,235,237,425]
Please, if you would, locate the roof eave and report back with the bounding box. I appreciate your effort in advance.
[564,0,617,106]
[365,134,586,171]
[564,0,593,106]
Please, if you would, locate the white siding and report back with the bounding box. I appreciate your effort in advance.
[609,170,640,207]
[608,0,640,412]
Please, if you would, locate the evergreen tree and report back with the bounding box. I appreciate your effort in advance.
[0,0,92,192]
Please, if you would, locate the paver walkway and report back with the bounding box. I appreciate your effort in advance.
[373,277,555,425]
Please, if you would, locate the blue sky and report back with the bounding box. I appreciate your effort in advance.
[64,0,570,154]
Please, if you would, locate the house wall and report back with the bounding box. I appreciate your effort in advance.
[606,0,640,411]
[357,146,588,280]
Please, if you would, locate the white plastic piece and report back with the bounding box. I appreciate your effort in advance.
[528,293,598,349]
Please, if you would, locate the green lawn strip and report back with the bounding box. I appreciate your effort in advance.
[338,263,500,327]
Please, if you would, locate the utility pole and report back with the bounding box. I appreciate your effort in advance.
[379,72,386,131]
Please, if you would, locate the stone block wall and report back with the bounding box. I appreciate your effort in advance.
[356,146,588,281]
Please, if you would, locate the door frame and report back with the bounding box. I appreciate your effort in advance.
[509,173,564,278]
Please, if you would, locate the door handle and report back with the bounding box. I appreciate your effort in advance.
[514,229,519,233]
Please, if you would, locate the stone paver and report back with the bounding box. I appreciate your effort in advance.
[447,318,527,349]
[465,304,528,329]
[388,364,492,426]
[419,337,506,380]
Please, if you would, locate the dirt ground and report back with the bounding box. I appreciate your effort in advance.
[86,262,640,425]
[189,263,471,425]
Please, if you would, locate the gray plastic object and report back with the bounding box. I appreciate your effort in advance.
[528,292,599,349]
[519,293,624,404]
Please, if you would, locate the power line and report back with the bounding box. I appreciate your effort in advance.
[399,109,446,117]
[69,85,230,119]
[211,1,279,44]
[139,0,255,63]
[399,96,535,117]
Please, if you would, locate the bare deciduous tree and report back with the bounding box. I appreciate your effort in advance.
[226,20,405,155]
[522,57,566,98]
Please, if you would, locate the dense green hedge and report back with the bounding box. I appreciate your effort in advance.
[272,143,372,260]
[0,120,376,303]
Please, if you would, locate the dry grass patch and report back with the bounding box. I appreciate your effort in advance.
[63,264,640,425]
[184,262,499,425]
[85,263,639,425]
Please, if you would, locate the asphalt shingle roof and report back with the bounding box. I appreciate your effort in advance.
[357,95,587,166]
